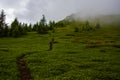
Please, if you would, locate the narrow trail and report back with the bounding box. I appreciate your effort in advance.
[17,54,32,80]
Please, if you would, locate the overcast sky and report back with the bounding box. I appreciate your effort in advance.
[0,0,120,24]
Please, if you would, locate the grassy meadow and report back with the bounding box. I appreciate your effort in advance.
[0,24,120,80]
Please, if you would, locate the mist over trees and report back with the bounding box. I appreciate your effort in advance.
[0,10,57,38]
[0,10,28,37]
[0,9,102,38]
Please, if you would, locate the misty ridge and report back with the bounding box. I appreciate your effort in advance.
[65,12,120,25]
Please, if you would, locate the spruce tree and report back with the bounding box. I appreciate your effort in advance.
[0,10,6,37]
[3,24,9,37]
[33,22,38,31]
[11,18,20,37]
[49,21,55,30]
[28,24,32,32]
[37,15,48,34]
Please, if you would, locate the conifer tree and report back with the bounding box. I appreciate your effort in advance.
[28,24,32,32]
[11,18,21,37]
[37,15,48,34]
[33,22,38,31]
[49,21,55,30]
[3,24,9,37]
[0,10,6,37]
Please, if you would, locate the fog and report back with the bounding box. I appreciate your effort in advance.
[0,0,120,24]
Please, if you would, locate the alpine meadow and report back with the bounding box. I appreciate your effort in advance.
[0,0,120,80]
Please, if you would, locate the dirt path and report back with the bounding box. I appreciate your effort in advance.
[17,54,32,80]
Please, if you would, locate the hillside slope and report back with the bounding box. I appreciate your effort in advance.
[0,23,120,80]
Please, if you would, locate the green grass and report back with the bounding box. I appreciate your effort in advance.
[0,25,120,80]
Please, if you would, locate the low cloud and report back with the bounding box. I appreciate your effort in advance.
[0,0,120,24]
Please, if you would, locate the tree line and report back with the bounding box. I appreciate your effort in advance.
[0,10,56,38]
[0,9,101,38]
